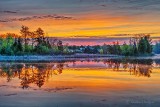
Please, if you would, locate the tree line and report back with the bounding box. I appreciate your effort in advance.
[0,26,154,56]
[68,35,153,56]
[0,26,66,55]
[109,35,153,56]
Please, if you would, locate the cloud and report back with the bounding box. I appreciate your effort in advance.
[0,14,74,23]
[0,10,18,14]
[78,25,135,31]
[70,32,157,38]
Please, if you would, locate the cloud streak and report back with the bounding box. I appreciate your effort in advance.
[0,10,18,14]
[71,32,157,38]
[0,14,74,23]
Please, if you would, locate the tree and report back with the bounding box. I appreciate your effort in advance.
[20,26,29,52]
[138,35,152,54]
[57,40,63,53]
[34,28,52,54]
[144,35,152,53]
[102,44,108,54]
[114,41,121,55]
[29,31,36,51]
[0,35,14,55]
[45,37,51,48]
[35,45,50,54]
[35,28,44,45]
[63,43,70,54]
[107,45,114,54]
[138,37,147,54]
[133,41,138,55]
[17,37,23,52]
[107,41,121,55]
[121,42,134,56]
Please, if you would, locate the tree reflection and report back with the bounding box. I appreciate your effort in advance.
[0,62,64,89]
[0,59,157,88]
[103,59,153,77]
[0,63,23,82]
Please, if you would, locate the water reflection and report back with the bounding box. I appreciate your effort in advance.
[0,59,159,88]
[103,59,153,77]
[0,63,65,89]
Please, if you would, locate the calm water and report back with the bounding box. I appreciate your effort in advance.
[0,59,160,107]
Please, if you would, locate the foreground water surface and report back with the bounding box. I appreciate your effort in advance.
[0,59,160,107]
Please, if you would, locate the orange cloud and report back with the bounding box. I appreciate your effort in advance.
[0,12,160,39]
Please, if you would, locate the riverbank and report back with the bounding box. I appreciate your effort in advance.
[0,54,159,62]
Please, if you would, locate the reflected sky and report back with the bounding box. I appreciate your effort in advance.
[0,59,160,107]
[0,59,159,89]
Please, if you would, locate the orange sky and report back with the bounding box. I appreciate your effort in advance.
[0,0,160,39]
[1,15,160,38]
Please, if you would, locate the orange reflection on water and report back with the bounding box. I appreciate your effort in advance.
[0,59,159,93]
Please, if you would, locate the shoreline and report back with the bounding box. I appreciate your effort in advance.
[0,54,123,62]
[0,54,160,62]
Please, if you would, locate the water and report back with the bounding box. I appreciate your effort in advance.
[0,59,160,107]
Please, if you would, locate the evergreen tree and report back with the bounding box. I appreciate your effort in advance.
[138,37,147,54]
[133,41,138,55]
[17,37,23,52]
[144,36,152,53]
[138,35,152,54]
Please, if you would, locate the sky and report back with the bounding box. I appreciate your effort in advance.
[0,0,160,45]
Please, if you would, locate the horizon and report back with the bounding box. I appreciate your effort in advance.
[1,33,160,45]
[0,33,160,45]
